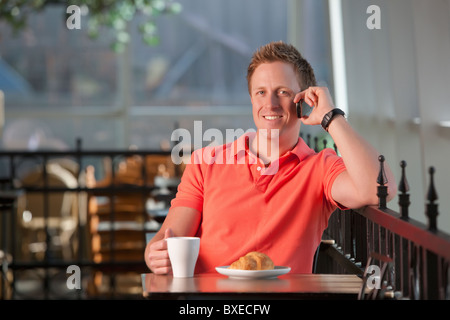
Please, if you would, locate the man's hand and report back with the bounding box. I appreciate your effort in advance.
[294,87,335,126]
[144,207,201,273]
[147,228,174,274]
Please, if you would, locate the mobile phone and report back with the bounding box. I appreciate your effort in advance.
[296,99,313,118]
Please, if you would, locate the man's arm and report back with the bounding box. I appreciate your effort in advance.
[328,115,396,208]
[295,87,396,209]
[144,206,201,274]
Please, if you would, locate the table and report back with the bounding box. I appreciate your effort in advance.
[142,272,365,300]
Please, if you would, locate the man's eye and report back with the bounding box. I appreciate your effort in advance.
[278,90,288,95]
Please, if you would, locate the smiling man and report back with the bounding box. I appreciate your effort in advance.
[145,41,396,274]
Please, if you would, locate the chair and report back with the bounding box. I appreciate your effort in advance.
[312,239,335,274]
[17,162,79,261]
[312,243,320,273]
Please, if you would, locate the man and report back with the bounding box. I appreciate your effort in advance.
[145,41,396,274]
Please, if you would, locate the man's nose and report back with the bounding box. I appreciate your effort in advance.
[266,93,280,108]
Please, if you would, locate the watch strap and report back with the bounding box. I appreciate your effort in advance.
[321,108,345,131]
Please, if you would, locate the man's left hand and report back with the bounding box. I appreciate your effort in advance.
[294,87,335,126]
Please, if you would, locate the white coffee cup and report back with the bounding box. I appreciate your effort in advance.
[166,237,200,278]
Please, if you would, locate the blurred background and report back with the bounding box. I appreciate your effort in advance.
[0,0,449,298]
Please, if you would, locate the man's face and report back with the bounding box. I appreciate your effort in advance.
[250,61,301,140]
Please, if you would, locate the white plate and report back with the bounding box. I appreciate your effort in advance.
[215,266,291,279]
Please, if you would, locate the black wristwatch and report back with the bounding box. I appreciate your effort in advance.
[321,108,345,131]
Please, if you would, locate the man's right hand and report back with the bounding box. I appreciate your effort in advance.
[147,228,174,274]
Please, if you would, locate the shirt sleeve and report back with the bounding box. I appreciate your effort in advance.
[321,149,348,210]
[170,149,204,213]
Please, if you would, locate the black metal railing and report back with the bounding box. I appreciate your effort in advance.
[320,158,450,300]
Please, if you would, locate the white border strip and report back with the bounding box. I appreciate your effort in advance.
[328,0,349,114]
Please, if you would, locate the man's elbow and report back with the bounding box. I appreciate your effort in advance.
[349,184,397,209]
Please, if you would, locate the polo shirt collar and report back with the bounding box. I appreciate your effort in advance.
[285,137,315,162]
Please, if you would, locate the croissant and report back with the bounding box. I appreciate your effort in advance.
[229,251,274,270]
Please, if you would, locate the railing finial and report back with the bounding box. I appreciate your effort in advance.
[314,136,319,152]
[377,155,388,209]
[398,160,410,219]
[426,166,439,231]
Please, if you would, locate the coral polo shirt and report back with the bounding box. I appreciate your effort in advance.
[170,132,346,274]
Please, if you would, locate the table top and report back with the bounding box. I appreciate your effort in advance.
[142,272,365,300]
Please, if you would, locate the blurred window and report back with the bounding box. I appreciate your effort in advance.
[0,0,332,150]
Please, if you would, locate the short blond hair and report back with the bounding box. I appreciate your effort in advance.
[246,41,317,93]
